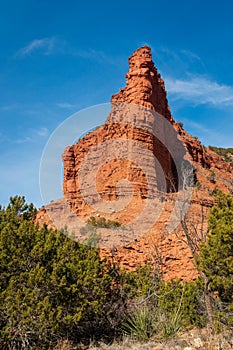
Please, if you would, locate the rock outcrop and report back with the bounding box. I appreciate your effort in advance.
[111,46,173,122]
[36,46,233,281]
[63,46,180,219]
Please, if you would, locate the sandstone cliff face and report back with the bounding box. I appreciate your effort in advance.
[63,46,179,219]
[37,46,233,281]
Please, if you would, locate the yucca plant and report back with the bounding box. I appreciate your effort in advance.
[122,305,156,341]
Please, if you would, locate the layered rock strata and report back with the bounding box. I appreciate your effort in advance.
[36,46,233,281]
[63,46,179,219]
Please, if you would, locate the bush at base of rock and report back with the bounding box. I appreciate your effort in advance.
[0,197,128,349]
[1,196,233,349]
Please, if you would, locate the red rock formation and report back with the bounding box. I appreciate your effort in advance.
[63,46,179,219]
[111,46,173,122]
[36,46,233,282]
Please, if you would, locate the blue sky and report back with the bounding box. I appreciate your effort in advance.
[0,0,233,208]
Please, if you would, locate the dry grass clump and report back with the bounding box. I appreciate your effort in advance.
[52,339,78,350]
[52,328,233,350]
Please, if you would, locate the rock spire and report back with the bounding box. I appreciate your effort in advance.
[111,46,173,122]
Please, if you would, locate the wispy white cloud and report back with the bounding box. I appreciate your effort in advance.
[156,46,203,65]
[14,136,33,144]
[74,48,119,65]
[180,117,233,147]
[16,37,57,57]
[180,49,202,62]
[153,46,207,81]
[56,102,77,109]
[16,39,120,66]
[153,46,233,108]
[181,119,221,139]
[35,127,49,137]
[7,127,49,144]
[166,74,233,107]
[154,46,196,67]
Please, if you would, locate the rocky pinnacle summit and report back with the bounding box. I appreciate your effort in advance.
[111,46,173,122]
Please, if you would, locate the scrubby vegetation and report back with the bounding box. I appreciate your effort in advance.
[0,195,233,349]
[209,146,233,165]
[87,216,121,229]
[0,197,128,349]
[79,216,121,247]
[198,192,233,328]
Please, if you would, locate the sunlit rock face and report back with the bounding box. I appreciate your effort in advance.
[36,46,233,282]
[62,46,178,219]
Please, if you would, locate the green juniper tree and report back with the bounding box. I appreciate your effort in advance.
[199,192,233,325]
[0,197,129,349]
[1,195,225,347]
